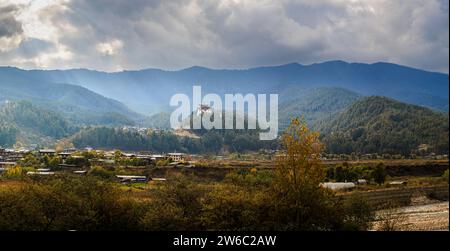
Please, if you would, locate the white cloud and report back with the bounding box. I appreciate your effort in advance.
[96,39,123,56]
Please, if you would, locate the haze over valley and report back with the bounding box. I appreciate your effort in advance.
[0,61,448,156]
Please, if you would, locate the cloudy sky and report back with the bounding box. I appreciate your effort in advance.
[0,0,448,73]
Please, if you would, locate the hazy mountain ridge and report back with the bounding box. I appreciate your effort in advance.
[0,70,142,125]
[278,87,362,130]
[1,61,448,115]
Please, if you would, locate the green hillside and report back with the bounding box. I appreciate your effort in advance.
[0,101,77,147]
[0,76,142,125]
[279,87,361,130]
[2,90,448,156]
[142,112,171,129]
[140,87,361,130]
[320,96,449,155]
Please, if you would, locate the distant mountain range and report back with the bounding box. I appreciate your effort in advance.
[0,61,448,154]
[0,61,448,115]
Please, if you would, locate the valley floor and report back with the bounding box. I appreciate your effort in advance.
[373,200,449,231]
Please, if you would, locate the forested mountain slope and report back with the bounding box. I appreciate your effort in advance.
[320,96,449,155]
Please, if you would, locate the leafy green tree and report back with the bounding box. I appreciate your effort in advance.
[88,166,115,180]
[19,153,40,167]
[372,163,387,185]
[334,166,345,182]
[46,156,62,169]
[65,156,90,167]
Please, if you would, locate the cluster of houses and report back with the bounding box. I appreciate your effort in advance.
[0,147,28,169]
[119,152,187,163]
[1,146,190,182]
[1,146,189,165]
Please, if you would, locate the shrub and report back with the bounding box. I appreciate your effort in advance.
[141,174,205,230]
[334,165,345,181]
[88,166,115,180]
[3,166,24,179]
[372,163,387,185]
[156,159,170,166]
[0,177,144,231]
[340,195,375,230]
[443,169,449,184]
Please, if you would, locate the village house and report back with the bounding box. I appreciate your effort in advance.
[73,170,87,175]
[167,152,187,162]
[0,148,27,162]
[150,154,166,162]
[0,147,5,161]
[0,161,16,169]
[58,148,78,161]
[39,149,56,157]
[122,152,137,158]
[27,171,55,176]
[84,147,94,152]
[116,175,148,183]
[58,152,72,161]
[63,148,78,153]
[103,151,116,159]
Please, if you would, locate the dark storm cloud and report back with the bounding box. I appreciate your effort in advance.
[0,5,23,38]
[48,0,350,70]
[1,0,449,73]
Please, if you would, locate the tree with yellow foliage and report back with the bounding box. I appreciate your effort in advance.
[272,118,335,230]
[4,166,24,179]
[276,117,324,188]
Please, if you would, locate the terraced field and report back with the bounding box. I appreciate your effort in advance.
[339,184,449,209]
